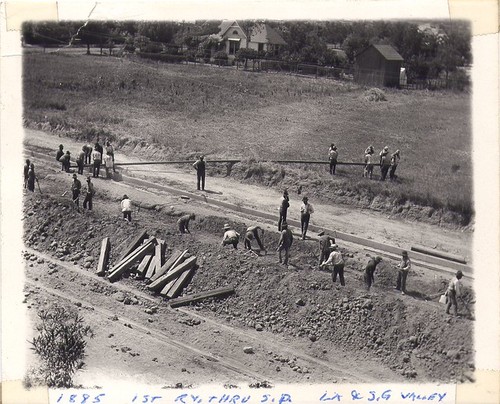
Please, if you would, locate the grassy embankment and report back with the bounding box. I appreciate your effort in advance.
[23,51,473,226]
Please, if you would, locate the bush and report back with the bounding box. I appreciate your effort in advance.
[123,44,136,53]
[30,306,93,388]
[364,87,387,101]
[141,42,163,54]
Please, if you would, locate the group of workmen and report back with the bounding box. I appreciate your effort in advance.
[328,143,401,181]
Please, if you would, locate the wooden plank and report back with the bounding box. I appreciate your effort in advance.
[149,249,183,282]
[95,237,111,276]
[148,256,196,292]
[410,245,467,264]
[136,254,153,278]
[145,241,166,279]
[169,287,235,308]
[159,278,177,296]
[108,238,157,282]
[114,230,148,267]
[165,267,195,299]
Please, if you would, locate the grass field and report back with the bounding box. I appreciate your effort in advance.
[23,51,472,225]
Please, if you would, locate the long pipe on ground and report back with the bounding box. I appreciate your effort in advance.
[75,160,368,167]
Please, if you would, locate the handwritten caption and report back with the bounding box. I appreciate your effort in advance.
[53,389,450,404]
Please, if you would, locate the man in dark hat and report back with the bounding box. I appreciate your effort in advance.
[56,144,64,170]
[364,256,382,290]
[77,146,86,175]
[92,146,102,178]
[395,250,411,295]
[193,155,206,191]
[300,196,314,240]
[71,174,82,210]
[83,176,95,211]
[446,270,464,316]
[278,189,289,231]
[24,159,31,188]
[379,146,391,181]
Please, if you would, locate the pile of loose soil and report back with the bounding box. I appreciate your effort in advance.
[22,166,474,384]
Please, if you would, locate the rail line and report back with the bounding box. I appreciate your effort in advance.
[24,145,472,279]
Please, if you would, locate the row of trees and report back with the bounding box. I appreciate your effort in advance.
[22,20,471,81]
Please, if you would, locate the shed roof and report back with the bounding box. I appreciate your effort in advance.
[357,44,404,61]
[250,23,286,45]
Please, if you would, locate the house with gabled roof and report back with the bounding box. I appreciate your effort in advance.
[216,20,248,57]
[248,23,286,56]
[354,44,404,88]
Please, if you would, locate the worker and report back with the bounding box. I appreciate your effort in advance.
[328,144,338,175]
[83,143,93,164]
[277,222,293,266]
[105,141,115,171]
[321,244,345,286]
[363,150,374,179]
[300,196,314,240]
[27,163,36,192]
[244,225,266,252]
[82,176,95,211]
[364,256,383,291]
[92,146,102,178]
[24,159,31,189]
[77,146,85,175]
[61,151,71,173]
[95,141,104,161]
[278,189,289,231]
[446,270,464,316]
[364,145,374,155]
[389,150,401,181]
[395,250,411,295]
[177,213,196,234]
[56,144,64,170]
[318,230,336,268]
[103,153,113,178]
[71,174,82,210]
[121,194,132,222]
[193,155,206,191]
[379,146,391,181]
[221,224,240,249]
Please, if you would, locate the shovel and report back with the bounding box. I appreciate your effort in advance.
[36,178,42,194]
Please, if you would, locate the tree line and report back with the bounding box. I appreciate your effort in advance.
[22,20,471,81]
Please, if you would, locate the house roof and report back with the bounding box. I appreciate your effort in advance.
[250,23,286,45]
[357,44,404,61]
[217,20,246,38]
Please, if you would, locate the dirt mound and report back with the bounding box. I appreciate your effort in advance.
[22,169,474,383]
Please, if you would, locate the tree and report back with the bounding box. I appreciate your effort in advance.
[30,306,93,388]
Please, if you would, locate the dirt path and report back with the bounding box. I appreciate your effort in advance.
[24,129,472,260]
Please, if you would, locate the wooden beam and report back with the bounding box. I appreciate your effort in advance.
[159,278,177,297]
[410,246,467,264]
[149,249,184,282]
[136,254,153,278]
[148,255,197,292]
[165,267,195,299]
[108,238,157,282]
[145,241,165,279]
[169,287,235,308]
[95,237,111,276]
[114,230,148,267]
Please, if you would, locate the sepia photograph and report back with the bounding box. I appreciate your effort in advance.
[1,1,498,402]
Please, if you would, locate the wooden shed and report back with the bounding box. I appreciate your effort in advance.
[354,44,404,88]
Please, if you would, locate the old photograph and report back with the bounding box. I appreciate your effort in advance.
[1,2,498,401]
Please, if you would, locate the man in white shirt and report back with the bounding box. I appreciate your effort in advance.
[92,148,102,178]
[121,195,132,222]
[300,196,314,240]
[221,224,240,249]
[395,251,411,295]
[446,270,463,316]
[321,244,345,286]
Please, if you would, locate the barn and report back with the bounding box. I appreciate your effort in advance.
[354,44,404,88]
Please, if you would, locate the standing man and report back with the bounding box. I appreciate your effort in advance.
[389,150,401,181]
[379,146,391,181]
[77,146,86,175]
[103,153,113,178]
[177,213,196,234]
[244,225,266,252]
[56,144,64,170]
[61,151,71,173]
[121,195,133,222]
[318,230,336,268]
[24,159,31,189]
[363,149,374,179]
[92,146,102,178]
[71,174,82,210]
[446,270,464,316]
[300,196,314,240]
[278,190,289,231]
[221,224,240,249]
[277,222,293,266]
[27,163,36,192]
[105,141,115,171]
[84,143,93,165]
[83,176,95,211]
[95,141,104,161]
[395,250,411,295]
[321,244,345,286]
[328,144,338,175]
[364,256,383,291]
[193,155,206,191]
